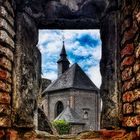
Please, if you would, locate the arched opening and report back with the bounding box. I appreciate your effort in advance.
[55,101,64,118]
[13,0,121,130]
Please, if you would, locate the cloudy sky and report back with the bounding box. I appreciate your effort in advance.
[38,30,102,88]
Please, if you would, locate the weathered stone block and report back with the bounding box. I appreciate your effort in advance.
[122,115,140,127]
[123,103,133,114]
[134,101,140,114]
[122,78,135,92]
[0,104,11,116]
[135,44,140,59]
[0,30,14,49]
[3,0,14,17]
[0,56,12,71]
[0,68,12,83]
[122,21,138,45]
[133,60,140,73]
[0,6,14,27]
[121,67,132,81]
[0,116,11,127]
[0,17,15,38]
[0,80,11,93]
[6,129,18,140]
[136,72,140,86]
[0,45,13,61]
[121,56,135,70]
[121,44,134,58]
[0,92,10,104]
[123,89,140,103]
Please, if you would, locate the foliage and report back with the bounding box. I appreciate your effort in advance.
[52,120,71,135]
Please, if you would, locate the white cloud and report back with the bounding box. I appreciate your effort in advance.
[86,65,102,88]
[42,71,57,81]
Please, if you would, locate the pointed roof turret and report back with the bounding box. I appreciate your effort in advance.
[57,41,70,77]
[60,41,67,56]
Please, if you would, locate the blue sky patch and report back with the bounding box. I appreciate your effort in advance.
[38,30,102,88]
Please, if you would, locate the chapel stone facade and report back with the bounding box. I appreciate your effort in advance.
[42,43,101,132]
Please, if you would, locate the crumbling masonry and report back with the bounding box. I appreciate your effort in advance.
[0,0,140,139]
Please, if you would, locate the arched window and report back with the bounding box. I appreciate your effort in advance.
[55,101,64,117]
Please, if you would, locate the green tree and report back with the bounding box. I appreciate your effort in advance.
[52,120,71,135]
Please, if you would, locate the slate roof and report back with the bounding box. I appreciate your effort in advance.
[54,106,85,125]
[43,63,99,93]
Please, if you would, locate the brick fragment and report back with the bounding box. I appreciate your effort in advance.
[100,129,126,139]
[0,92,10,104]
[123,89,140,103]
[134,101,140,114]
[0,104,11,116]
[122,78,135,92]
[0,116,11,127]
[122,67,132,81]
[122,115,140,127]
[121,56,135,70]
[0,56,12,71]
[133,60,140,73]
[0,68,12,83]
[121,44,134,58]
[0,80,11,93]
[135,44,140,59]
[123,103,133,114]
[6,130,18,140]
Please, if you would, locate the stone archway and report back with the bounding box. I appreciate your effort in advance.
[12,0,121,130]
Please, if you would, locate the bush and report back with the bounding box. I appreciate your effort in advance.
[52,120,71,135]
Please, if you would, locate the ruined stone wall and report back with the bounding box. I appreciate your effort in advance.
[120,0,140,133]
[0,0,15,128]
[13,10,41,128]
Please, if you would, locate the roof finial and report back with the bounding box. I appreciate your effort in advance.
[62,32,65,46]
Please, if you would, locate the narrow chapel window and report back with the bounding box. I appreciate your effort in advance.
[56,101,64,117]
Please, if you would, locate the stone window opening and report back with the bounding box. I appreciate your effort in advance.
[83,111,88,119]
[55,101,64,117]
[83,108,90,119]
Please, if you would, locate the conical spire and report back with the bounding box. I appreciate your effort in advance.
[60,41,67,56]
[57,41,70,77]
